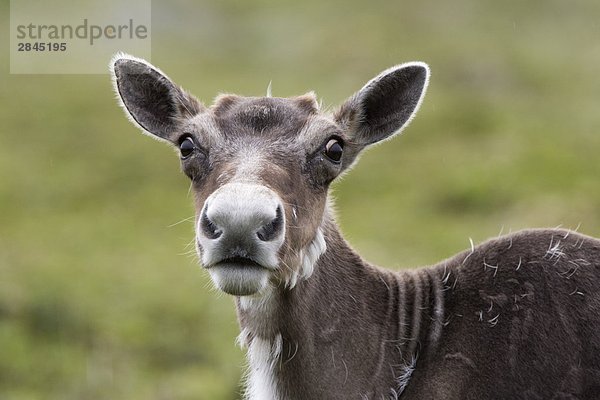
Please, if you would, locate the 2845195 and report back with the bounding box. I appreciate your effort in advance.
[17,42,67,52]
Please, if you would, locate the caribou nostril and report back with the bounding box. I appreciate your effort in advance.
[257,205,284,242]
[201,210,222,239]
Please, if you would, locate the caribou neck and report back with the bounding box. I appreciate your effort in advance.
[235,214,447,397]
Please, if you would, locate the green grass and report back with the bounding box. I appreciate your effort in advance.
[2,0,600,398]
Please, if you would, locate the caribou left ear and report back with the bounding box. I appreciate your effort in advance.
[335,62,430,145]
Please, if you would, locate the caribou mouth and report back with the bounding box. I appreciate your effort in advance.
[213,256,264,269]
[206,256,271,296]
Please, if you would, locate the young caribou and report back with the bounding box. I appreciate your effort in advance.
[111,54,600,399]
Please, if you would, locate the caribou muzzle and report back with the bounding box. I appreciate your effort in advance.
[196,182,285,295]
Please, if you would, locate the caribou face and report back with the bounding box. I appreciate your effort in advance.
[183,95,341,295]
[111,53,429,296]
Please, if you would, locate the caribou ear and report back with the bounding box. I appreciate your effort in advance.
[110,53,204,142]
[335,62,430,145]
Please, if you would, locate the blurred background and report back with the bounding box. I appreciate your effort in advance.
[2,0,600,398]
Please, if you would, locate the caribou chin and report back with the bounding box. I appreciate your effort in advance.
[207,262,270,296]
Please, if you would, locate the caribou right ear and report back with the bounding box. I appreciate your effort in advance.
[110,53,204,142]
[335,62,430,146]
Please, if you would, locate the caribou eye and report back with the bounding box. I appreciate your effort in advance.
[179,136,196,159]
[324,138,343,163]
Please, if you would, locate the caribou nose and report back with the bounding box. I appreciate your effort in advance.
[200,203,283,242]
[198,183,285,249]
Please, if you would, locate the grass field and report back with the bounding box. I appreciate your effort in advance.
[2,0,600,398]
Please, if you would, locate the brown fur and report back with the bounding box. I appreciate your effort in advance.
[111,56,600,399]
[236,221,600,398]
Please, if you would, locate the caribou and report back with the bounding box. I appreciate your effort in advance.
[110,54,600,399]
